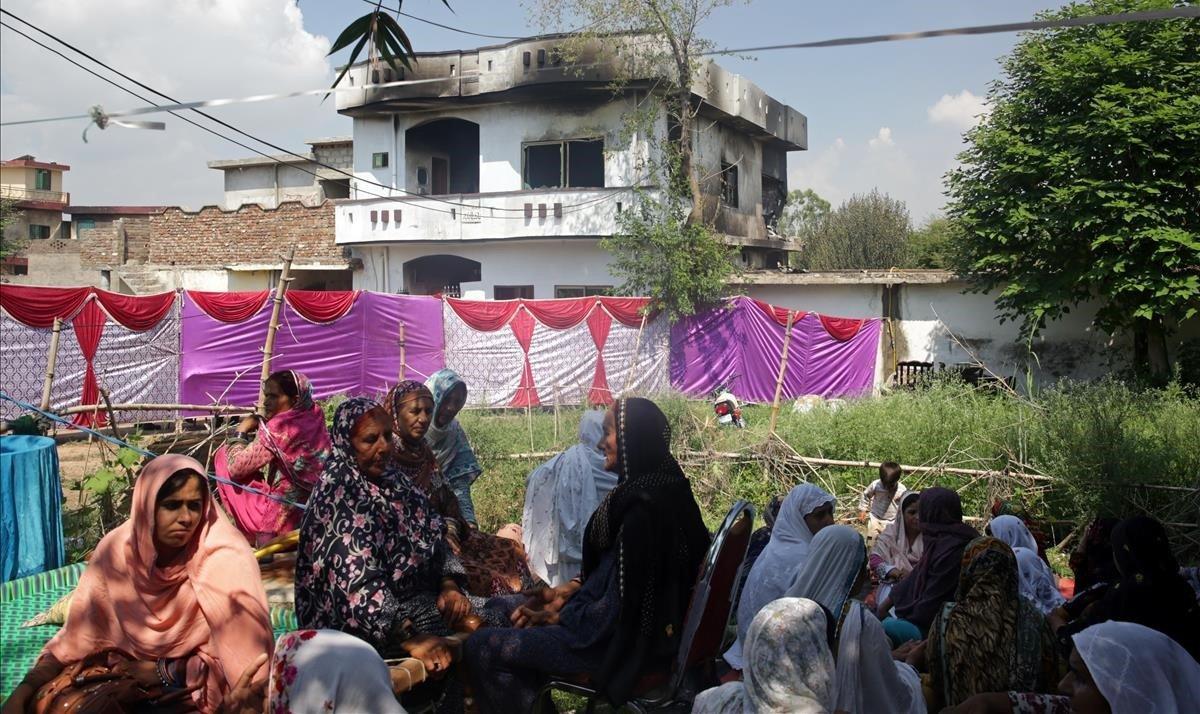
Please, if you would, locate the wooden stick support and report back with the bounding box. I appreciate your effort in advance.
[257,247,296,413]
[40,317,63,411]
[57,402,255,416]
[768,310,796,436]
[397,321,407,382]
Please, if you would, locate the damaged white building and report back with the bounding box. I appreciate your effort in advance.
[333,34,807,298]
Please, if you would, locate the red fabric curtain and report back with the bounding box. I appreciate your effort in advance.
[446,298,522,332]
[751,298,808,328]
[286,290,359,323]
[94,290,175,331]
[508,308,541,407]
[598,297,652,328]
[587,307,614,405]
[521,298,597,330]
[188,290,269,323]
[819,314,866,342]
[71,300,107,427]
[0,285,92,327]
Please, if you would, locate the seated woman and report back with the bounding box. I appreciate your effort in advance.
[1053,515,1200,660]
[464,398,711,714]
[916,537,1063,711]
[268,629,407,714]
[1068,517,1119,593]
[725,482,836,670]
[877,487,978,639]
[425,369,483,525]
[387,381,540,598]
[989,515,1065,615]
[946,620,1200,714]
[216,370,331,546]
[784,525,925,714]
[6,454,274,714]
[522,409,618,587]
[870,490,923,606]
[693,598,837,713]
[295,397,498,687]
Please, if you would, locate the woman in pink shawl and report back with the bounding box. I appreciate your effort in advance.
[869,490,924,604]
[6,454,274,713]
[216,370,331,546]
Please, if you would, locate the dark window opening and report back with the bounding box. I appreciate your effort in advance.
[406,118,481,195]
[372,152,389,169]
[554,285,611,298]
[761,174,786,233]
[402,255,482,296]
[495,285,535,300]
[320,179,351,200]
[721,163,739,208]
[35,169,51,191]
[523,139,604,190]
[29,224,51,240]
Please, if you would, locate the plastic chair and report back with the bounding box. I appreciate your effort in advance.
[536,500,755,712]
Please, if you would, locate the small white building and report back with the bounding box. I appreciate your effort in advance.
[333,34,807,298]
[208,137,353,209]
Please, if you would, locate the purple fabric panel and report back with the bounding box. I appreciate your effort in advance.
[669,303,742,399]
[798,314,881,398]
[732,297,810,403]
[179,292,444,409]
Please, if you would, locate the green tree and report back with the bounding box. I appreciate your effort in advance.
[907,216,961,269]
[778,188,831,241]
[946,0,1200,379]
[802,190,910,270]
[0,197,24,261]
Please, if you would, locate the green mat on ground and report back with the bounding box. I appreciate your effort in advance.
[1,564,297,701]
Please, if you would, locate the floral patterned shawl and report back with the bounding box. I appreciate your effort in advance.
[295,397,446,651]
[258,371,331,492]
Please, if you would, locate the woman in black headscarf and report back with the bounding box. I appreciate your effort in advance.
[464,397,711,713]
[1056,515,1200,660]
[877,487,978,634]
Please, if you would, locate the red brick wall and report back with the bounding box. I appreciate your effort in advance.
[80,201,341,268]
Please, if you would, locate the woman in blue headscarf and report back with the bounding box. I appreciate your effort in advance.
[425,369,484,526]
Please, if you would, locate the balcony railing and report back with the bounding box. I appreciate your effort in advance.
[0,185,70,204]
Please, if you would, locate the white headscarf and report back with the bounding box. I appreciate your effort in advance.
[1073,620,1200,714]
[268,629,406,714]
[784,524,866,615]
[834,602,925,714]
[990,515,1064,615]
[1014,546,1066,615]
[521,411,616,587]
[694,598,835,714]
[724,483,835,669]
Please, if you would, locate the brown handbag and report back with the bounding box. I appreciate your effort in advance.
[31,649,198,714]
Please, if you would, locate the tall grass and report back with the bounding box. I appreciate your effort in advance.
[455,379,1199,559]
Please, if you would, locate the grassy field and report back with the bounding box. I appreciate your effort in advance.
[462,379,1200,559]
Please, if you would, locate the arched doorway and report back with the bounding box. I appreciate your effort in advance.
[406,119,480,195]
[403,254,481,296]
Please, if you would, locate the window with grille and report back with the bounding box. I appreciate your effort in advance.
[522,139,604,189]
[721,163,739,208]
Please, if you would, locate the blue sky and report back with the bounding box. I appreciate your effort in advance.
[0,0,1062,219]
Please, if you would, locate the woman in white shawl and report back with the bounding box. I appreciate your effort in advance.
[693,598,836,714]
[724,483,835,669]
[869,491,923,605]
[268,629,407,713]
[521,410,617,587]
[989,515,1065,615]
[785,525,924,714]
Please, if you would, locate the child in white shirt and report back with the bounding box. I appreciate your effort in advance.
[858,461,908,540]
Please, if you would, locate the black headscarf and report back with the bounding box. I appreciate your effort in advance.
[1086,516,1200,660]
[1069,517,1119,592]
[891,487,979,632]
[582,397,711,706]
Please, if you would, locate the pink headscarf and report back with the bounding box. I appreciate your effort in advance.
[870,491,924,579]
[259,371,330,492]
[44,454,274,712]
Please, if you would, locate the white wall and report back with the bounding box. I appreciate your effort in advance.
[351,239,616,299]
[222,164,322,208]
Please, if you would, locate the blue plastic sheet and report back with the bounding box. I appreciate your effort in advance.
[0,435,65,581]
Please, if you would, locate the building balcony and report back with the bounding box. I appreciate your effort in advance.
[1,185,70,207]
[335,187,646,245]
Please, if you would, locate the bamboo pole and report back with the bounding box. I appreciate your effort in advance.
[623,312,648,396]
[39,317,63,411]
[767,310,796,436]
[553,383,560,447]
[98,387,124,443]
[57,403,255,416]
[397,321,407,382]
[257,247,296,413]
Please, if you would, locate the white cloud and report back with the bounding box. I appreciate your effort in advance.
[0,0,346,208]
[927,90,988,130]
[868,127,894,149]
